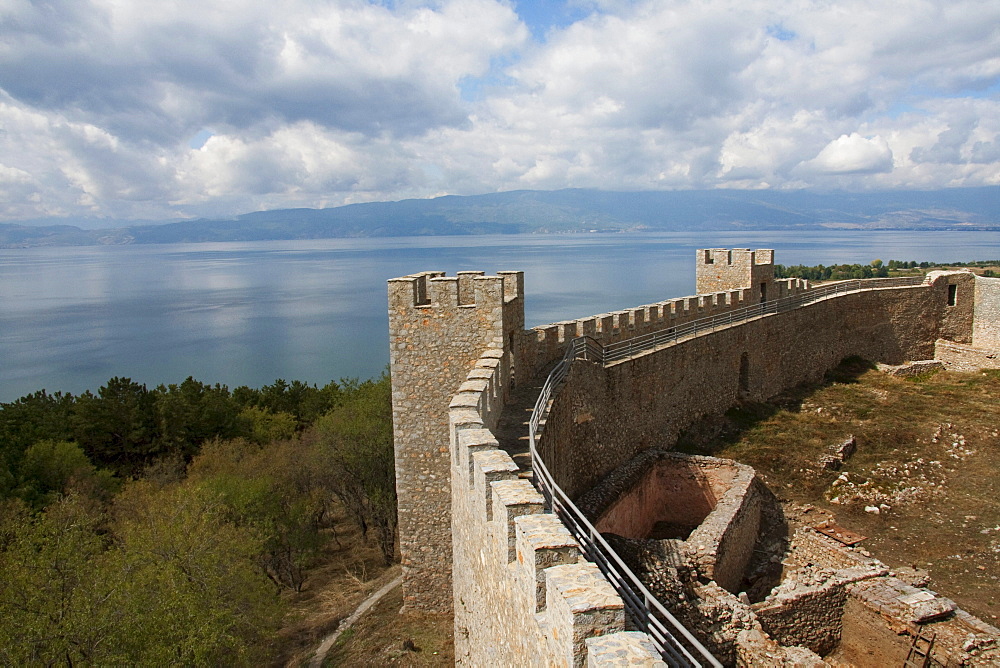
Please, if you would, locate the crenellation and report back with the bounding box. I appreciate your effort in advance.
[457,428,498,484]
[543,562,626,667]
[472,449,519,520]
[644,305,662,328]
[563,320,582,343]
[392,251,1000,665]
[387,271,440,308]
[662,302,678,323]
[457,377,490,394]
[539,323,562,350]
[465,366,495,381]
[458,376,497,422]
[598,314,615,338]
[449,407,483,442]
[473,274,506,310]
[597,314,617,341]
[449,390,482,411]
[616,310,631,334]
[492,479,546,562]
[455,270,485,305]
[474,355,502,370]
[481,346,505,359]
[632,307,645,331]
[497,270,524,301]
[515,513,581,611]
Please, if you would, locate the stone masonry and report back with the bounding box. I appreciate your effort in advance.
[696,248,775,303]
[388,270,523,611]
[388,249,1000,665]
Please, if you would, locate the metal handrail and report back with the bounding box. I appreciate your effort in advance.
[528,337,720,667]
[526,275,926,666]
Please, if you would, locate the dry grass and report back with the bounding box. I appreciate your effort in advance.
[268,503,454,667]
[320,584,453,667]
[681,359,1000,623]
[270,507,397,667]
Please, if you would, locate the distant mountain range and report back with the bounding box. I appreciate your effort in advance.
[3,187,999,248]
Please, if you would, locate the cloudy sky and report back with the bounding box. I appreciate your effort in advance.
[1,0,998,222]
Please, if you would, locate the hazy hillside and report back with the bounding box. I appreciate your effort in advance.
[3,187,999,248]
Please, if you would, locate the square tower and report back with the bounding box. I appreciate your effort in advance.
[696,248,775,303]
[387,270,524,612]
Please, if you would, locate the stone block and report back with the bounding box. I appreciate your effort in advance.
[515,513,581,611]
[544,562,626,667]
[492,479,545,562]
[473,449,519,520]
[585,632,667,667]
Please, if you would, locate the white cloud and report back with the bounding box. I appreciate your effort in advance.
[799,133,894,175]
[0,0,998,221]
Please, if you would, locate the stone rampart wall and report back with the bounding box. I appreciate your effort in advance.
[390,262,989,662]
[448,348,664,666]
[538,277,968,501]
[444,275,963,664]
[520,277,809,377]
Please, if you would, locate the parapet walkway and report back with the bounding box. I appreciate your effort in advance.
[492,368,552,479]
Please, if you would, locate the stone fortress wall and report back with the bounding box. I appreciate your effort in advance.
[388,250,1000,666]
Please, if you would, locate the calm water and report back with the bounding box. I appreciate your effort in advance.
[3,230,1000,402]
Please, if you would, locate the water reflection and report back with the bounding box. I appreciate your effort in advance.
[2,231,998,401]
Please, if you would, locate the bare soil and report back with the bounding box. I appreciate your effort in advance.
[680,358,1000,624]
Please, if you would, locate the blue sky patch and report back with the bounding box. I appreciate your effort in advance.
[766,24,796,41]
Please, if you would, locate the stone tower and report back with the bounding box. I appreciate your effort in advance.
[696,248,775,303]
[387,270,524,611]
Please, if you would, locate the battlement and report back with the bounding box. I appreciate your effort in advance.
[700,247,774,267]
[524,275,808,375]
[389,250,999,665]
[388,270,523,309]
[448,346,659,665]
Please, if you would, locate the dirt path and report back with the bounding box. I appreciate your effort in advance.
[308,574,404,668]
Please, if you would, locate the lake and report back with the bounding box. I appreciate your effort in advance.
[3,230,1000,402]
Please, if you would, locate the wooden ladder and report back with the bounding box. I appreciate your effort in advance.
[903,626,936,668]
